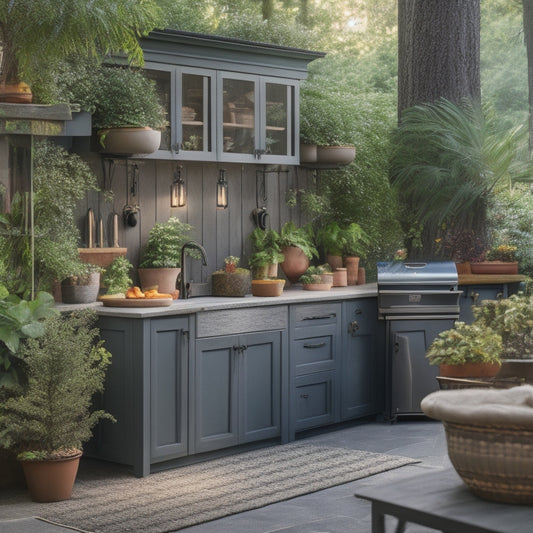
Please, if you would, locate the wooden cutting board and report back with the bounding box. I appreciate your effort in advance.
[101,298,173,308]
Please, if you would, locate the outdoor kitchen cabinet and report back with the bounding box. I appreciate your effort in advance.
[192,306,289,454]
[341,298,383,420]
[95,315,191,477]
[290,303,342,433]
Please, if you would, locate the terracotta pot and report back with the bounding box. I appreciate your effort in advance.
[326,254,343,271]
[303,283,332,291]
[61,272,100,304]
[0,81,32,103]
[332,268,347,287]
[138,268,180,294]
[439,362,501,378]
[344,256,360,285]
[316,145,356,165]
[455,262,472,275]
[357,267,366,285]
[267,262,279,278]
[300,143,318,163]
[20,451,82,502]
[470,261,519,275]
[98,127,161,155]
[251,279,285,297]
[280,246,310,283]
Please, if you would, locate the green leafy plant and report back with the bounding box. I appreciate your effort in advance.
[278,222,318,260]
[299,264,332,284]
[486,244,517,262]
[473,293,533,359]
[224,256,240,273]
[0,0,162,90]
[139,218,197,269]
[102,257,133,295]
[0,310,115,458]
[341,223,370,257]
[426,321,502,366]
[249,228,284,267]
[316,223,344,256]
[0,291,58,391]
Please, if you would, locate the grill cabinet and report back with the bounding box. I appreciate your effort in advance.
[377,262,461,419]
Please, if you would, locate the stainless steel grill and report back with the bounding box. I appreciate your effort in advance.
[377,261,461,419]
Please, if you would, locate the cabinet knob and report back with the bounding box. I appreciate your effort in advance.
[348,320,359,337]
[300,394,309,400]
[471,292,480,306]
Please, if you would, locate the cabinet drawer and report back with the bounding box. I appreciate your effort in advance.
[291,303,340,328]
[294,334,335,375]
[197,306,287,337]
[294,371,336,431]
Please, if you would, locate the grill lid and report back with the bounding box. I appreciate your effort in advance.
[377,261,458,288]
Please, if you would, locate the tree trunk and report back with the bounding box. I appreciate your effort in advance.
[262,0,274,20]
[524,0,533,153]
[397,0,481,118]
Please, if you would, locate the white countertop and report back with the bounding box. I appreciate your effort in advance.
[55,283,377,319]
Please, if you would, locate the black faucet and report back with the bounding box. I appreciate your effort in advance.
[179,240,208,299]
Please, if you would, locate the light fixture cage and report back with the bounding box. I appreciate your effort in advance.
[216,169,228,209]
[171,167,186,207]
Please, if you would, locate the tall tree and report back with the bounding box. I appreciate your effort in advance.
[397,0,481,117]
[524,0,533,151]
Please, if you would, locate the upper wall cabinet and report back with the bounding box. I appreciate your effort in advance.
[140,30,323,164]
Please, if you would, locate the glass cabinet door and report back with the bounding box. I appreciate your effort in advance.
[261,80,297,163]
[179,70,215,159]
[218,74,258,162]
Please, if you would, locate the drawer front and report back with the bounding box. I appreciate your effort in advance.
[291,303,340,328]
[197,306,288,337]
[294,371,336,431]
[294,334,335,375]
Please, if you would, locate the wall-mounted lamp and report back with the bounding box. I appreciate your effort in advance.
[170,166,186,208]
[216,169,228,209]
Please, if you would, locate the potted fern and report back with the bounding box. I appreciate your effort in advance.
[0,310,115,502]
[101,256,134,297]
[278,222,318,283]
[249,228,284,279]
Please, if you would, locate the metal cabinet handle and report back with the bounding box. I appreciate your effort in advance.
[300,394,309,399]
[354,308,363,315]
[348,320,359,337]
[302,313,336,321]
[471,292,480,306]
[233,345,247,353]
[303,342,327,349]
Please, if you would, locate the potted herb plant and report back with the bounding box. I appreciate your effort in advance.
[316,222,344,270]
[425,321,502,378]
[300,265,334,291]
[138,217,196,295]
[0,0,161,103]
[101,256,133,297]
[249,228,284,279]
[471,244,519,275]
[61,263,103,304]
[90,65,167,154]
[0,309,115,502]
[278,222,318,283]
[341,223,370,286]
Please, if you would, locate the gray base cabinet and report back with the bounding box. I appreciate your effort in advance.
[95,316,190,477]
[341,299,383,420]
[193,331,283,454]
[459,283,522,323]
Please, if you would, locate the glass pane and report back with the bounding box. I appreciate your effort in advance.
[222,78,255,154]
[182,73,211,152]
[265,83,290,156]
[145,70,171,151]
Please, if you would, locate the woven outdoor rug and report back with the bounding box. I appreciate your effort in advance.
[6,441,418,532]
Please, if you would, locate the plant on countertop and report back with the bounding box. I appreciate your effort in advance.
[473,293,533,360]
[62,263,102,286]
[316,222,344,257]
[0,0,162,98]
[224,256,240,273]
[278,222,318,260]
[102,256,133,295]
[486,244,517,263]
[341,222,370,258]
[425,321,502,367]
[139,218,198,269]
[249,228,285,265]
[0,309,115,460]
[299,264,332,284]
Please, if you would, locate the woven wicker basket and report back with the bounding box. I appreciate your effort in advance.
[422,386,533,504]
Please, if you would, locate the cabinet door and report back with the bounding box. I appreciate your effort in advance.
[218,72,259,162]
[294,371,336,431]
[150,317,189,463]
[459,285,505,323]
[341,300,381,420]
[240,331,282,443]
[195,336,239,453]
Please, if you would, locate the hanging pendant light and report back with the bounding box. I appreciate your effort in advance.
[216,169,228,209]
[170,166,186,208]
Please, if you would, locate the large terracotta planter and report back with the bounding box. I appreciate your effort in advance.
[470,261,519,275]
[439,362,501,378]
[280,246,310,283]
[138,268,180,294]
[0,81,32,103]
[98,127,161,155]
[344,256,360,285]
[326,254,343,271]
[20,451,82,502]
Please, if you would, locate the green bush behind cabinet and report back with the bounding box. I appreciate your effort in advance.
[95,315,190,477]
[341,299,383,420]
[194,331,282,454]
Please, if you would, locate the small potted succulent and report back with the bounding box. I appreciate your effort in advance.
[425,321,502,378]
[299,265,333,291]
[211,256,251,297]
